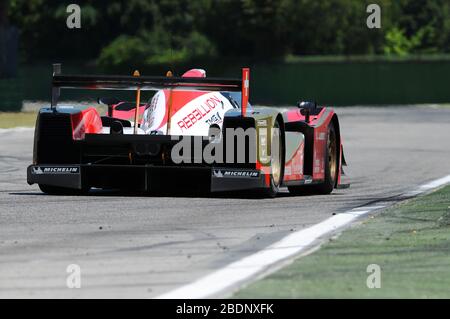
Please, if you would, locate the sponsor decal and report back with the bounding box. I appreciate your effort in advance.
[284,166,292,175]
[32,166,80,174]
[257,119,268,126]
[318,132,326,140]
[205,111,223,126]
[177,95,223,132]
[141,90,166,133]
[213,169,260,178]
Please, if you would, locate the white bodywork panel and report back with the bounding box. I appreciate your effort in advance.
[141,91,235,136]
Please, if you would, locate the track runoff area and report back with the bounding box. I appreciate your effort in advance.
[137,174,450,318]
[158,174,450,299]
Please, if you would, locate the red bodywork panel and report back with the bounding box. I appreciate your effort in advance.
[282,106,345,187]
[71,107,103,140]
[241,68,250,116]
[110,102,147,123]
[283,142,304,182]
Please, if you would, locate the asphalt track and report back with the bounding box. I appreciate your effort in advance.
[1,106,450,298]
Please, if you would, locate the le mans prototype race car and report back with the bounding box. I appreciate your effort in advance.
[27,64,349,197]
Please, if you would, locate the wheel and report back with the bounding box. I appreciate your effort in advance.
[262,120,284,198]
[38,184,90,195]
[315,122,338,194]
[288,122,338,195]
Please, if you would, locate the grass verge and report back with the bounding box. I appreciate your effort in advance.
[0,112,37,128]
[233,185,450,298]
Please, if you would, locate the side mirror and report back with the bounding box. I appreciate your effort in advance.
[297,101,317,109]
[300,108,311,123]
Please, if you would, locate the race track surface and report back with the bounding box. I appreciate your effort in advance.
[1,106,450,298]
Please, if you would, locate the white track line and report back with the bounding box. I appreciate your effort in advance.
[157,174,450,299]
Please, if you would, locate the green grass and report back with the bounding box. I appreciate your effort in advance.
[233,186,450,298]
[0,112,37,128]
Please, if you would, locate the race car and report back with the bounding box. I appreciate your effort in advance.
[27,64,349,197]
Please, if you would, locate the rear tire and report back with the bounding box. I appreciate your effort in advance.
[288,122,338,195]
[262,120,284,198]
[38,184,90,195]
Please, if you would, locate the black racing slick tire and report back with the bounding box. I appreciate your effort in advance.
[262,120,284,198]
[288,122,338,195]
[38,184,90,195]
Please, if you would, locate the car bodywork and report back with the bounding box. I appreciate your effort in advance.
[27,64,349,196]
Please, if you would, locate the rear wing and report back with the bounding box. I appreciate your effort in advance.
[51,64,250,117]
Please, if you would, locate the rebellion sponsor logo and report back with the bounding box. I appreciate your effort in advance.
[32,166,80,175]
[213,169,260,178]
[177,95,223,132]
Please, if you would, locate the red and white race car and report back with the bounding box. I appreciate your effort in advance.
[27,64,349,197]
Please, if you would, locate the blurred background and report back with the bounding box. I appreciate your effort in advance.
[0,0,449,112]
